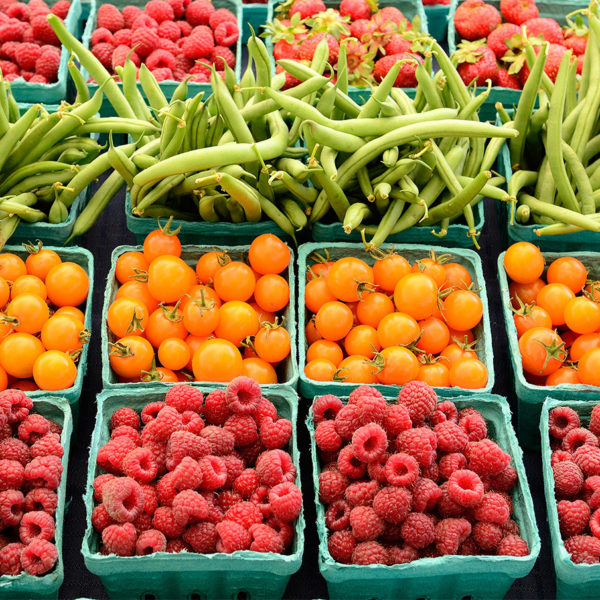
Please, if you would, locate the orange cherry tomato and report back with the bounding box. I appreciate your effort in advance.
[440,343,477,366]
[33,350,77,390]
[447,328,476,345]
[509,279,546,308]
[254,325,291,363]
[109,335,155,379]
[546,367,580,386]
[242,357,278,384]
[248,234,290,275]
[336,355,379,383]
[377,312,420,349]
[0,333,45,378]
[394,273,438,320]
[306,340,344,366]
[344,325,380,358]
[416,317,450,355]
[181,285,222,310]
[254,274,289,313]
[412,256,446,287]
[0,365,8,391]
[315,301,354,341]
[536,283,575,327]
[504,242,545,284]
[249,302,276,325]
[10,275,46,300]
[306,261,333,281]
[147,256,196,304]
[214,301,259,346]
[115,251,148,284]
[372,254,411,292]
[185,334,212,370]
[304,358,336,381]
[417,362,450,387]
[192,338,243,382]
[356,292,394,329]
[326,257,374,303]
[513,304,552,338]
[54,306,84,322]
[107,297,149,338]
[213,261,256,302]
[46,262,89,307]
[570,333,600,362]
[547,257,588,294]
[0,253,26,283]
[115,280,159,315]
[146,305,187,348]
[376,346,419,385]
[564,297,600,334]
[578,348,600,386]
[182,295,220,337]
[143,223,182,263]
[25,248,61,282]
[305,318,322,345]
[7,294,49,334]
[440,263,472,292]
[519,327,566,376]
[305,277,337,314]
[441,290,483,331]
[41,314,87,353]
[449,358,488,389]
[195,250,230,284]
[0,277,8,308]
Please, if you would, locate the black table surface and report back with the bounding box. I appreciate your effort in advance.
[56,189,556,600]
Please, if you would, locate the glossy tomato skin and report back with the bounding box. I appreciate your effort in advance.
[394,273,438,321]
[513,305,552,338]
[518,327,566,376]
[192,338,243,382]
[304,358,336,381]
[417,362,450,387]
[336,355,379,384]
[570,333,600,362]
[327,257,374,303]
[536,283,575,327]
[504,242,544,284]
[509,279,546,309]
[547,256,587,293]
[578,348,600,386]
[546,367,580,386]
[248,234,290,275]
[376,346,419,385]
[373,255,410,292]
[449,358,488,389]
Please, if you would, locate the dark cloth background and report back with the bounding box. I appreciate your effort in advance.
[56,191,555,600]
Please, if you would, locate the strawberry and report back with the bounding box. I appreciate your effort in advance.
[342,37,374,85]
[273,39,298,60]
[275,64,302,89]
[517,43,567,86]
[487,23,521,60]
[373,52,421,87]
[350,18,375,41]
[563,16,588,56]
[454,40,498,86]
[297,32,339,63]
[454,0,501,41]
[384,33,411,55]
[496,67,521,89]
[307,9,350,39]
[288,0,326,20]
[500,0,538,26]
[263,15,307,43]
[523,17,563,44]
[339,0,371,22]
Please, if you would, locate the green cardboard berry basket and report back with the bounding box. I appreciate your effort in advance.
[424,3,450,42]
[101,243,298,391]
[497,250,600,451]
[0,396,72,600]
[82,386,304,600]
[81,0,243,116]
[298,242,495,398]
[447,0,589,122]
[311,198,485,247]
[540,397,600,600]
[2,244,93,425]
[242,1,269,42]
[307,392,541,600]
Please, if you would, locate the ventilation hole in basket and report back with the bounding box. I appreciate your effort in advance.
[142,594,156,600]
[235,592,249,600]
[461,596,472,600]
[189,593,204,600]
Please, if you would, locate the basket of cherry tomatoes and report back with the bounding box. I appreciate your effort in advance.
[102,226,297,391]
[298,242,494,398]
[499,241,600,450]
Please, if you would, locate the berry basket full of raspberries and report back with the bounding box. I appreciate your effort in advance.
[541,399,600,600]
[82,380,304,600]
[308,382,540,600]
[82,0,242,116]
[0,392,72,599]
[448,0,589,120]
[0,0,81,103]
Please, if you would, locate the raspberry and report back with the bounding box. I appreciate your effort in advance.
[51,0,70,18]
[325,500,351,530]
[489,465,518,492]
[216,519,251,552]
[382,404,412,437]
[97,436,136,474]
[350,386,386,424]
[473,492,510,525]
[24,488,57,515]
[19,511,54,544]
[113,28,132,46]
[0,489,24,525]
[1,390,32,423]
[233,468,259,499]
[102,522,137,556]
[430,400,458,426]
[349,505,385,541]
[166,537,190,553]
[180,411,204,436]
[265,516,294,548]
[435,518,471,555]
[269,481,302,522]
[224,414,258,447]
[111,426,141,445]
[111,406,141,430]
[91,40,115,70]
[256,449,295,486]
[121,447,157,483]
[102,477,144,523]
[122,5,142,28]
[152,506,185,538]
[422,460,440,482]
[472,521,502,551]
[319,469,348,504]
[133,510,153,533]
[589,508,600,538]
[200,425,235,456]
[260,417,292,449]
[223,454,245,487]
[186,0,214,26]
[157,19,180,41]
[0,21,24,44]
[497,534,530,557]
[217,490,243,512]
[0,437,29,465]
[14,43,41,71]
[438,453,467,480]
[327,530,355,563]
[213,21,238,47]
[585,476,600,509]
[372,486,412,524]
[345,480,379,507]
[142,438,167,476]
[437,481,464,518]
[211,46,234,70]
[92,504,115,532]
[0,59,17,76]
[0,458,24,490]
[434,421,468,453]
[389,544,419,564]
[573,444,600,477]
[24,455,62,489]
[0,543,24,575]
[129,25,160,59]
[145,0,173,22]
[236,439,263,466]
[334,404,361,441]
[553,461,584,497]
[224,501,262,529]
[19,538,57,575]
[141,402,166,424]
[35,47,60,80]
[172,490,209,526]
[170,455,201,490]
[7,3,30,20]
[312,394,343,423]
[183,521,217,553]
[367,452,389,484]
[134,528,166,555]
[249,523,284,553]
[412,477,442,512]
[165,385,203,414]
[91,27,114,46]
[139,484,157,515]
[447,470,484,508]
[558,499,590,537]
[385,453,419,487]
[396,427,437,467]
[398,512,433,549]
[502,519,520,537]
[208,7,236,29]
[203,390,230,425]
[397,381,437,422]
[166,430,211,470]
[255,397,277,427]
[350,424,386,464]
[225,376,261,415]
[590,404,600,436]
[96,4,124,32]
[468,439,511,476]
[563,428,598,453]
[549,406,580,439]
[459,413,488,442]
[337,444,366,479]
[351,540,388,564]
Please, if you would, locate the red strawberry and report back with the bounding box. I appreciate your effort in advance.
[339,0,370,21]
[275,63,302,89]
[487,23,521,60]
[384,33,411,55]
[454,41,498,86]
[518,43,567,86]
[377,6,407,28]
[523,17,563,44]
[496,67,520,89]
[454,0,501,41]
[350,18,375,41]
[500,0,538,26]
[273,39,298,60]
[563,16,588,56]
[373,52,422,87]
[289,0,326,19]
[297,32,339,63]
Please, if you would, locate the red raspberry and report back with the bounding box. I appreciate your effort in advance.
[24,488,57,515]
[573,444,600,477]
[102,522,137,556]
[256,449,295,486]
[19,510,54,544]
[224,414,258,447]
[0,489,24,525]
[233,468,259,499]
[472,521,503,551]
[585,476,600,509]
[434,421,468,453]
[14,43,41,71]
[133,510,153,533]
[563,428,598,453]
[367,452,389,484]
[344,480,379,507]
[372,486,412,524]
[153,406,183,443]
[0,41,18,61]
[468,439,511,477]
[34,47,59,80]
[111,426,141,445]
[180,411,204,436]
[225,376,260,415]
[157,19,180,41]
[102,477,144,523]
[20,539,57,575]
[337,444,366,479]
[135,529,166,555]
[7,3,30,20]
[208,7,236,29]
[224,501,263,529]
[171,489,209,526]
[0,437,29,465]
[401,512,435,549]
[222,454,245,487]
[265,516,294,548]
[430,400,458,427]
[397,381,437,423]
[1,390,32,424]
[92,504,115,532]
[255,397,277,427]
[0,543,24,575]
[447,470,484,508]
[141,402,166,424]
[589,508,600,538]
[383,404,412,437]
[211,45,234,70]
[435,518,471,555]
[166,537,190,553]
[140,483,157,515]
[171,456,202,490]
[589,404,600,436]
[152,506,185,538]
[497,534,530,557]
[214,21,238,47]
[351,540,387,564]
[51,0,70,18]
[122,5,142,28]
[325,500,351,530]
[549,406,580,439]
[24,455,62,490]
[96,3,125,32]
[473,492,510,525]
[249,523,284,553]
[412,477,442,512]
[0,458,24,490]
[558,499,590,537]
[166,0,184,17]
[318,469,348,504]
[0,21,24,44]
[553,461,584,497]
[0,60,17,76]
[196,455,225,491]
[236,438,263,466]
[351,423,387,464]
[312,394,343,423]
[122,447,157,483]
[349,505,385,541]
[203,390,230,425]
[113,28,132,46]
[130,26,160,59]
[91,42,115,70]
[385,453,419,487]
[186,0,214,25]
[327,530,355,563]
[216,519,251,552]
[216,490,243,513]
[502,519,521,537]
[110,407,140,431]
[489,465,518,492]
[260,417,292,449]
[91,27,114,46]
[165,384,203,413]
[459,413,488,442]
[565,535,600,563]
[145,0,174,22]
[200,425,235,456]
[183,521,217,553]
[396,427,437,467]
[334,404,361,441]
[97,436,137,474]
[389,544,419,564]
[142,438,166,476]
[437,481,464,518]
[269,482,302,522]
[438,453,467,480]
[349,386,385,424]
[166,430,211,470]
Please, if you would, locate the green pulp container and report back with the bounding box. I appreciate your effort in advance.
[242,2,269,42]
[82,0,243,116]
[2,244,94,424]
[0,397,72,599]
[297,242,495,398]
[307,393,541,600]
[82,387,304,600]
[497,250,600,451]
[424,3,450,42]
[540,397,600,599]
[101,243,298,391]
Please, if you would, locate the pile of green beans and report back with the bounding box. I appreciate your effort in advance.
[506,8,600,236]
[49,15,516,246]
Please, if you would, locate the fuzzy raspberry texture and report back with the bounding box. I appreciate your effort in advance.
[314,384,527,565]
[92,382,299,557]
[0,390,63,577]
[88,0,237,82]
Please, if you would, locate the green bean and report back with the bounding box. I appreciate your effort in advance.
[562,100,585,145]
[515,204,531,224]
[357,166,374,202]
[0,161,76,195]
[0,192,36,208]
[107,134,137,187]
[6,170,74,195]
[183,95,205,153]
[373,159,418,186]
[48,199,68,224]
[565,57,577,117]
[316,85,337,120]
[139,64,168,120]
[496,103,511,124]
[38,136,102,163]
[481,121,514,171]
[132,154,158,169]
[136,174,185,214]
[519,193,600,231]
[310,171,350,223]
[73,118,159,136]
[390,88,417,115]
[358,62,403,119]
[212,69,254,145]
[276,158,311,182]
[524,44,554,97]
[170,77,190,105]
[160,100,186,156]
[5,112,61,171]
[58,148,87,164]
[141,205,196,221]
[382,147,399,168]
[300,120,364,153]
[506,170,537,223]
[562,140,595,215]
[431,42,470,107]
[343,202,372,233]
[0,82,8,126]
[68,56,90,104]
[0,104,40,172]
[0,101,9,138]
[280,197,307,230]
[368,198,405,248]
[320,147,338,181]
[198,192,221,222]
[120,60,153,125]
[257,193,296,242]
[583,134,600,165]
[270,170,317,207]
[416,62,443,110]
[457,176,508,201]
[0,215,20,249]
[5,88,18,124]
[239,64,255,105]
